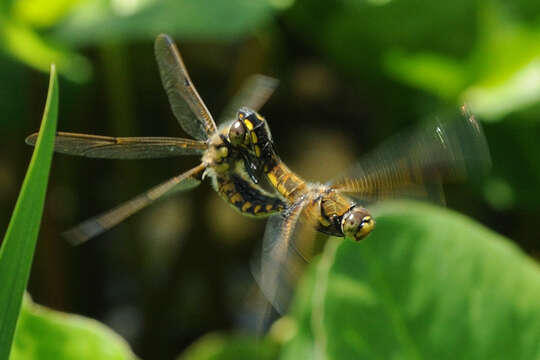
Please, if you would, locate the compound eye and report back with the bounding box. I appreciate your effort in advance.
[341,208,375,242]
[229,120,246,146]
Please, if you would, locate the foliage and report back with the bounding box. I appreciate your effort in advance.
[11,295,137,360]
[386,2,540,121]
[178,201,540,359]
[0,65,58,359]
[7,199,539,359]
[286,0,540,120]
[280,201,540,359]
[1,0,539,358]
[178,333,277,360]
[53,0,277,46]
[0,20,91,83]
[0,1,91,83]
[0,0,283,82]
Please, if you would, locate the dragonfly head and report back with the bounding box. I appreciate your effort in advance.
[228,108,272,183]
[341,206,375,241]
[229,108,257,147]
[228,118,249,147]
[229,107,267,144]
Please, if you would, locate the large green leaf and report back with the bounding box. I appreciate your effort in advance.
[0,65,58,359]
[178,333,278,360]
[10,295,137,360]
[282,201,540,359]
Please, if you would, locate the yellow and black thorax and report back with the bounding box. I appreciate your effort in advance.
[236,108,307,204]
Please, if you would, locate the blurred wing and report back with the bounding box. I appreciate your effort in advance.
[25,132,207,159]
[218,75,279,125]
[155,34,217,140]
[252,198,316,315]
[330,105,491,203]
[64,163,206,245]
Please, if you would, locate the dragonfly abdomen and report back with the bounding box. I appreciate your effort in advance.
[265,161,307,204]
[216,173,285,217]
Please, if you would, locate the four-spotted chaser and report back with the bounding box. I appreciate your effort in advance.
[231,105,491,314]
[26,34,284,245]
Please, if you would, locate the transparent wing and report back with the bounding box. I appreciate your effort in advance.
[25,132,207,159]
[329,105,491,203]
[64,163,206,245]
[154,34,217,140]
[251,198,318,315]
[218,75,278,125]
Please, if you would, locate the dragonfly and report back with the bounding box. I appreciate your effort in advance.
[230,105,491,314]
[25,34,285,245]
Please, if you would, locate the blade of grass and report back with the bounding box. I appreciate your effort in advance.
[0,64,59,360]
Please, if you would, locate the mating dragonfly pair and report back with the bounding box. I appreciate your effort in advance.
[26,34,490,315]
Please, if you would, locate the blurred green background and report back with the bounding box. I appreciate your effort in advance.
[1,0,540,358]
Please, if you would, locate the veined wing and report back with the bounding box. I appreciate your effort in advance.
[155,34,217,140]
[252,197,317,315]
[329,105,491,203]
[218,75,278,125]
[25,132,207,159]
[64,163,206,245]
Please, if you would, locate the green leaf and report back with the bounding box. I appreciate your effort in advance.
[12,0,82,28]
[53,0,275,46]
[0,0,16,13]
[383,50,467,100]
[178,333,278,360]
[379,2,540,121]
[459,2,540,121]
[0,65,58,359]
[0,21,92,83]
[10,294,137,360]
[287,0,540,120]
[283,201,540,359]
[287,0,476,75]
